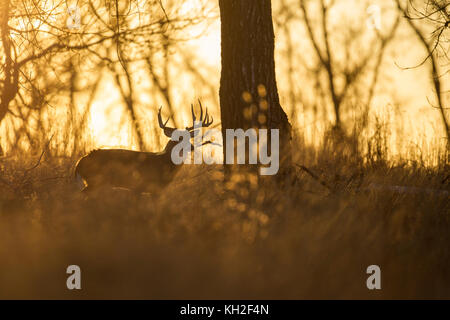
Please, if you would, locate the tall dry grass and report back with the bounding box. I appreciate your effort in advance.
[0,126,449,299]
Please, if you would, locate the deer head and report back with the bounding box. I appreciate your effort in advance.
[158,101,215,153]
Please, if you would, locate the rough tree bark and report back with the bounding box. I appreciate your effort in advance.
[218,0,292,179]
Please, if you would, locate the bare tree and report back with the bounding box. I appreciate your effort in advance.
[402,0,449,57]
[298,0,400,135]
[0,0,211,153]
[395,0,449,146]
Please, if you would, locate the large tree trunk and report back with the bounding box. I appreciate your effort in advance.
[218,0,292,180]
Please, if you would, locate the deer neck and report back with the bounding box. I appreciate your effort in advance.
[162,139,193,163]
[163,140,179,154]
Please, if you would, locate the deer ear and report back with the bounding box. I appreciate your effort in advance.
[164,127,176,138]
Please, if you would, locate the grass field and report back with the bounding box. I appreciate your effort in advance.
[0,134,449,299]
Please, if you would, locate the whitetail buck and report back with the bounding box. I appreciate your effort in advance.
[75,104,213,194]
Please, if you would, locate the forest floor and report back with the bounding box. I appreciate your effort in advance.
[0,137,449,299]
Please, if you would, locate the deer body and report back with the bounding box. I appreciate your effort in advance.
[75,104,213,195]
[75,143,181,194]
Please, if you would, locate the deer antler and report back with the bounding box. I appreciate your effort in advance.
[158,107,176,137]
[186,100,213,131]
